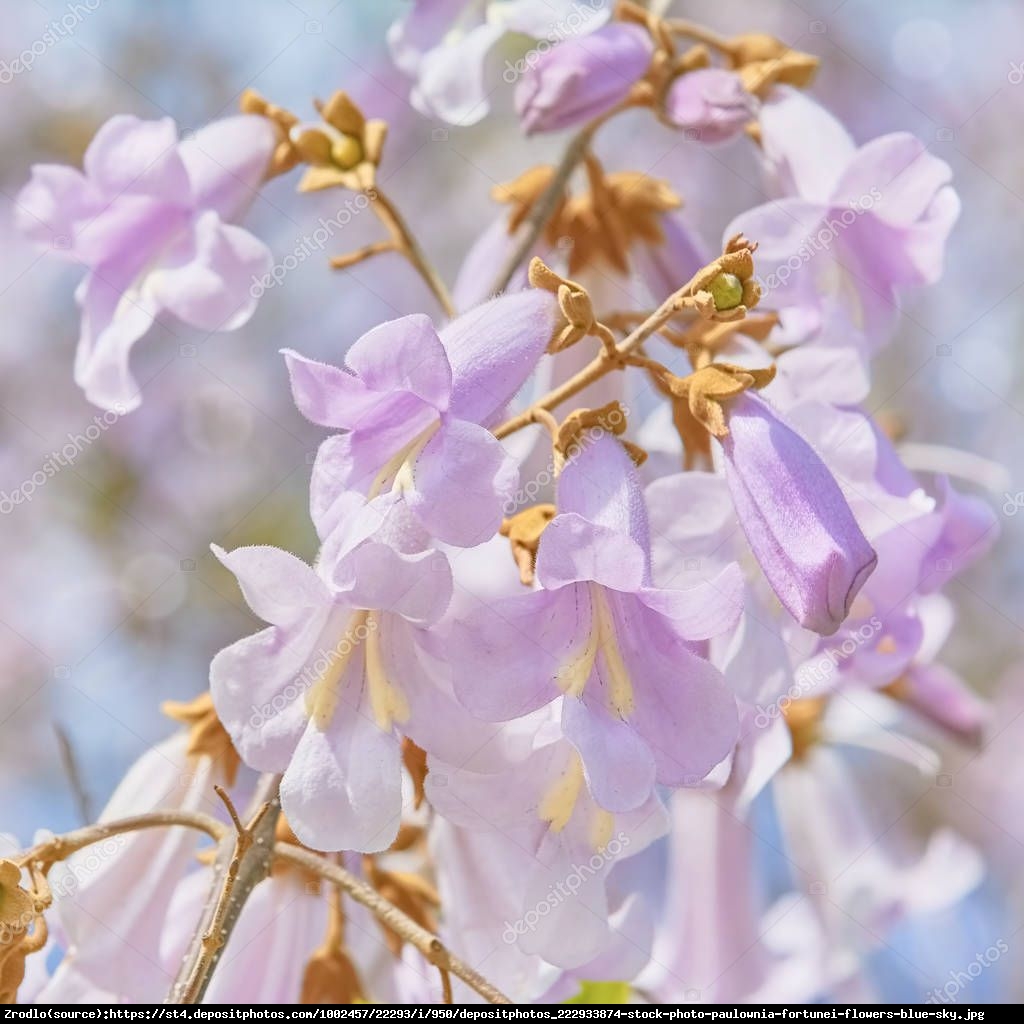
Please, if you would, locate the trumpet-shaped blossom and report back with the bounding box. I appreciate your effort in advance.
[38,733,218,1003]
[210,523,492,853]
[388,0,612,125]
[515,23,652,135]
[427,714,667,971]
[16,115,274,411]
[451,432,742,811]
[718,392,877,636]
[285,289,557,546]
[772,694,984,960]
[731,88,959,345]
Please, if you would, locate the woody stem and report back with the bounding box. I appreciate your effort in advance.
[486,94,647,298]
[14,811,228,866]
[273,844,512,1005]
[492,270,711,440]
[665,18,733,51]
[371,189,456,317]
[168,773,283,1004]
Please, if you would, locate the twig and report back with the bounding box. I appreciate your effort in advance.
[168,773,283,1005]
[273,844,513,1005]
[14,811,227,867]
[439,968,453,1004]
[371,190,455,317]
[664,17,732,51]
[487,126,595,298]
[493,260,722,440]
[53,724,94,825]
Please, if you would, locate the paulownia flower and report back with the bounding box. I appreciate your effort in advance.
[388,0,612,126]
[210,519,491,853]
[669,364,876,635]
[731,87,960,345]
[284,289,557,546]
[663,68,758,144]
[427,713,667,971]
[451,432,742,812]
[515,23,653,135]
[16,115,275,411]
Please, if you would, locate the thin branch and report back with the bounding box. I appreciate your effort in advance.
[486,88,652,300]
[14,811,227,867]
[168,773,283,1005]
[664,17,732,52]
[371,190,455,317]
[53,724,94,825]
[487,124,595,299]
[274,844,512,1005]
[493,263,718,440]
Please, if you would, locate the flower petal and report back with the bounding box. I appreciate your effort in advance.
[563,692,656,812]
[758,86,855,202]
[536,513,647,592]
[83,115,190,199]
[618,599,739,785]
[440,289,558,424]
[282,682,404,853]
[720,393,877,635]
[637,562,745,641]
[407,417,517,546]
[211,543,328,627]
[409,21,505,126]
[284,314,450,428]
[15,164,101,251]
[333,542,452,626]
[74,266,158,413]
[179,115,275,221]
[451,588,583,721]
[209,617,325,772]
[556,430,651,557]
[146,211,270,331]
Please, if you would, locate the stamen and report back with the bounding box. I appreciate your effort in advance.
[367,421,440,498]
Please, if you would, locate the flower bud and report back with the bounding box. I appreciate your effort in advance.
[516,23,653,136]
[664,68,757,144]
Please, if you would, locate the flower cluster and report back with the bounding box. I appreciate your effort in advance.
[8,0,998,1008]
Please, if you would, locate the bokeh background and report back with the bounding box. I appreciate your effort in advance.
[2,0,1023,1002]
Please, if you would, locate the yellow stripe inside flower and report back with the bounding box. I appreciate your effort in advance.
[364,611,410,730]
[538,753,617,854]
[307,610,369,728]
[555,584,636,718]
[307,610,410,732]
[539,754,585,833]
